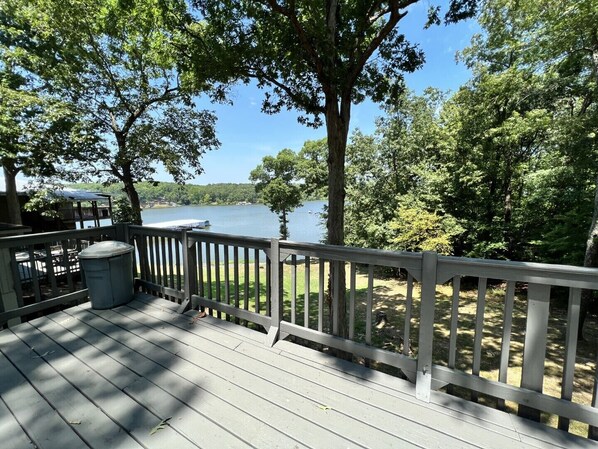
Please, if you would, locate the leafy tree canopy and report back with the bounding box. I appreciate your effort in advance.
[1,0,224,224]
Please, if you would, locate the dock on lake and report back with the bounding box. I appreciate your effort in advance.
[147,218,210,230]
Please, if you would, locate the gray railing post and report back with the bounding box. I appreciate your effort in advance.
[266,238,281,347]
[416,251,438,402]
[0,248,20,327]
[518,283,551,421]
[178,230,197,313]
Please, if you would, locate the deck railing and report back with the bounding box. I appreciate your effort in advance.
[1,224,597,439]
[0,225,120,327]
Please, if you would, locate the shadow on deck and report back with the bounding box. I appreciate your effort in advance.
[1,293,595,449]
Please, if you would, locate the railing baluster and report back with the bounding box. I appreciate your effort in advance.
[215,244,221,319]
[167,237,175,289]
[143,235,151,283]
[266,256,271,316]
[28,245,42,302]
[518,283,551,421]
[558,287,581,431]
[448,275,461,370]
[498,280,516,410]
[206,243,213,314]
[318,259,324,332]
[332,260,340,336]
[197,241,204,298]
[43,243,58,297]
[244,248,250,319]
[224,245,230,319]
[233,246,240,324]
[349,262,356,340]
[160,236,167,288]
[471,277,488,402]
[62,240,75,293]
[366,264,374,345]
[148,236,156,286]
[304,257,310,328]
[403,272,414,357]
[291,255,297,324]
[154,236,162,287]
[175,238,182,291]
[591,362,598,440]
[254,248,259,315]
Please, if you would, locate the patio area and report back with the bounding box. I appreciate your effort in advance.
[1,292,594,449]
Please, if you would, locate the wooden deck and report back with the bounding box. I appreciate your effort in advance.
[1,294,596,449]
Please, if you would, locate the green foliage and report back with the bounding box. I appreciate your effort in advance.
[297,139,328,199]
[111,196,137,224]
[250,149,303,239]
[2,0,222,224]
[191,0,477,252]
[68,182,259,206]
[389,205,463,255]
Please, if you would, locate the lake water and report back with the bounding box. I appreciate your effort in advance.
[141,200,326,243]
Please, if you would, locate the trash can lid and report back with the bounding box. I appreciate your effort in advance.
[79,241,134,259]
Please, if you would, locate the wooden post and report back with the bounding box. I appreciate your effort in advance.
[178,230,197,313]
[266,238,281,347]
[416,251,438,402]
[0,248,21,327]
[518,283,551,421]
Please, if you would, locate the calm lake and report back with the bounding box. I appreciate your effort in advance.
[141,200,326,243]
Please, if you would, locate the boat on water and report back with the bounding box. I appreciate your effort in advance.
[147,219,210,231]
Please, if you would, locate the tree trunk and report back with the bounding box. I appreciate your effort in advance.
[3,161,22,225]
[325,95,350,340]
[122,169,143,225]
[280,209,289,240]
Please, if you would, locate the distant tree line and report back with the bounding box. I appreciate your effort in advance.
[68,182,259,207]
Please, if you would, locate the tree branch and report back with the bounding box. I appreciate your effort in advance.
[246,65,325,115]
[257,0,327,83]
[346,0,416,91]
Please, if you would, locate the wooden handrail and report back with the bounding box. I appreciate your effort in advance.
[2,224,597,439]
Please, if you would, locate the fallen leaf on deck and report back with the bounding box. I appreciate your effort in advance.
[318,405,332,410]
[32,350,55,359]
[150,417,172,435]
[189,311,207,324]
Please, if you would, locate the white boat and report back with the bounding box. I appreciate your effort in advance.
[147,219,210,230]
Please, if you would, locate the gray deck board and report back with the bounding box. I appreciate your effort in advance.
[129,301,483,449]
[0,391,34,449]
[0,335,89,449]
[1,294,596,449]
[1,326,143,449]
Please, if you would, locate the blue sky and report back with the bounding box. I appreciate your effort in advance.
[8,4,478,190]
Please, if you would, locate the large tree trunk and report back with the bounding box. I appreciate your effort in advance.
[121,163,143,225]
[325,95,350,340]
[3,161,22,225]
